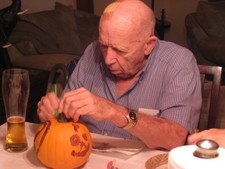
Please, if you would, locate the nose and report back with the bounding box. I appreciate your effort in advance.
[104,47,117,66]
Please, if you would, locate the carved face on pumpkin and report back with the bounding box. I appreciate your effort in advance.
[34,118,92,169]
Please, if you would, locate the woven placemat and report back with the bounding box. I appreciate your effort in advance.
[145,153,168,169]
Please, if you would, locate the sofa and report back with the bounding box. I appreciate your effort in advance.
[7,2,100,71]
[185,1,225,67]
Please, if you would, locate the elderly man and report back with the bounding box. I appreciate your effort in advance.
[37,0,201,150]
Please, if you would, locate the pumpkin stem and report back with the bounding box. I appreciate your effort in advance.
[57,113,69,123]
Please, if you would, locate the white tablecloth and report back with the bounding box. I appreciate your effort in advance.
[0,122,166,169]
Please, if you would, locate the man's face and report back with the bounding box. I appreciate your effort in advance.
[99,17,148,79]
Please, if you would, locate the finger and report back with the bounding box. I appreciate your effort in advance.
[42,96,56,115]
[76,105,104,121]
[66,101,76,119]
[58,88,87,112]
[37,98,51,121]
[37,94,59,121]
[37,105,44,122]
[72,112,80,122]
[39,112,54,122]
[37,108,49,122]
[188,133,203,145]
[38,94,58,114]
[38,97,55,119]
[38,104,54,121]
[60,96,76,118]
[47,92,59,110]
[38,113,46,122]
[37,96,45,109]
[187,136,195,145]
[59,90,85,115]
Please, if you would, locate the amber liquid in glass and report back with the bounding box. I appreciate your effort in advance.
[5,116,28,152]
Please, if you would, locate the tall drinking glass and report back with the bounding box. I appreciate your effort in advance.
[2,68,30,152]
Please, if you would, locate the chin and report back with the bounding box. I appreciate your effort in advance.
[111,70,135,79]
[116,74,135,80]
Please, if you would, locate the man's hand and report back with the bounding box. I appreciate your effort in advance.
[37,92,59,122]
[188,128,225,149]
[58,87,117,122]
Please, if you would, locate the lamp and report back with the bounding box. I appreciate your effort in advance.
[151,0,171,40]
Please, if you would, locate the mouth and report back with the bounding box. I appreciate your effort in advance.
[109,69,121,74]
[110,70,117,73]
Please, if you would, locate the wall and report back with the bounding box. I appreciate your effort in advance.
[152,0,207,47]
[93,0,205,48]
[0,0,205,47]
[0,0,75,13]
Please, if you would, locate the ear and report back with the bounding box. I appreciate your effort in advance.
[144,36,158,55]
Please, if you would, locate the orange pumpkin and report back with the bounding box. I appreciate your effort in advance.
[34,116,92,169]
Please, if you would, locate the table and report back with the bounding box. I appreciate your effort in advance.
[0,122,167,169]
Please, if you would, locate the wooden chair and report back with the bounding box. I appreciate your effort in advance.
[46,58,80,96]
[46,64,69,96]
[198,64,222,130]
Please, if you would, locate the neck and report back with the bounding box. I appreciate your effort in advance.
[115,74,138,97]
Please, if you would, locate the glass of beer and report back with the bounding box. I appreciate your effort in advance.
[2,68,30,152]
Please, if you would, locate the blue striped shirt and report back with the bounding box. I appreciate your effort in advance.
[62,40,202,140]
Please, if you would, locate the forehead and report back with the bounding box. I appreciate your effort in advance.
[99,14,141,46]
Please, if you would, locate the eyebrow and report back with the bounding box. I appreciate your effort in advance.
[99,41,129,53]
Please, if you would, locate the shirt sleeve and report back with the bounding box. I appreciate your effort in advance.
[61,41,100,96]
[159,60,202,134]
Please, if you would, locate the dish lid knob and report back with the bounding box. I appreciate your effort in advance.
[193,139,219,159]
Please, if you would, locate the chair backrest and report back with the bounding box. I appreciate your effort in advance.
[198,64,222,129]
[46,64,69,95]
[46,58,80,95]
